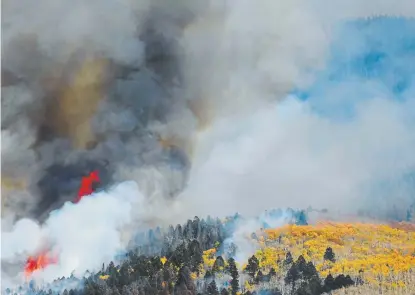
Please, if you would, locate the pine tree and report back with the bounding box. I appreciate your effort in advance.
[213,256,225,273]
[171,242,188,267]
[189,240,203,273]
[245,255,259,278]
[175,266,196,293]
[323,247,336,262]
[296,210,308,225]
[285,263,300,293]
[205,270,214,279]
[324,274,335,292]
[303,262,319,280]
[227,258,239,295]
[284,251,293,265]
[295,255,307,273]
[118,262,130,288]
[112,287,121,295]
[255,270,264,284]
[207,280,219,295]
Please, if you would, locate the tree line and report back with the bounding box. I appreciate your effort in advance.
[7,211,359,295]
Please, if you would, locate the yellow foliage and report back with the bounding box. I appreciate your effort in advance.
[244,281,255,292]
[160,256,167,265]
[99,275,109,280]
[203,248,217,268]
[260,222,415,290]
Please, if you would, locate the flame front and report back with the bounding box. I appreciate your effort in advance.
[75,170,100,203]
[23,171,100,277]
[24,252,58,278]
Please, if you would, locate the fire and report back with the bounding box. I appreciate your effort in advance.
[24,252,58,278]
[75,170,100,203]
[23,171,100,277]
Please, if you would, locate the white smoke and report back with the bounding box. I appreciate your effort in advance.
[2,0,415,291]
[179,95,415,218]
[1,181,146,288]
[2,0,148,66]
[223,210,293,265]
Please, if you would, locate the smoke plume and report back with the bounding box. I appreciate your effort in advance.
[2,0,415,290]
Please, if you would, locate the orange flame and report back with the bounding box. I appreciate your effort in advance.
[23,172,99,277]
[24,251,58,278]
[75,170,100,203]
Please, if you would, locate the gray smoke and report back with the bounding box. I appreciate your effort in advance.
[1,0,206,223]
[2,0,414,226]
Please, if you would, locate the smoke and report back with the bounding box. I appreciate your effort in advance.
[176,9,415,220]
[1,0,201,222]
[222,210,294,265]
[2,0,415,290]
[1,181,144,287]
[3,0,414,220]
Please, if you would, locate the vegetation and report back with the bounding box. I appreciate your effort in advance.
[7,213,415,295]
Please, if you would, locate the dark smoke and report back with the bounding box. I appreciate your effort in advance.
[3,0,414,227]
[1,0,202,223]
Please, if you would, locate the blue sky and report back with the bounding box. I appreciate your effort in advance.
[292,16,415,121]
[186,16,415,219]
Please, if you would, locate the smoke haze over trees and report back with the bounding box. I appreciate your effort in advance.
[2,0,415,293]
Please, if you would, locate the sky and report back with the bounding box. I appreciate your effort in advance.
[179,16,415,219]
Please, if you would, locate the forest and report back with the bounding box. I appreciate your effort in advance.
[6,209,415,295]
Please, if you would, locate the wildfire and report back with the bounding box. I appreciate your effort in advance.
[24,170,100,278]
[24,252,58,278]
[75,170,100,203]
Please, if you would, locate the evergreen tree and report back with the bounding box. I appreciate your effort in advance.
[324,274,336,292]
[175,266,196,294]
[284,252,293,265]
[189,240,203,273]
[121,286,133,295]
[171,242,188,267]
[213,256,225,273]
[207,280,219,295]
[323,247,336,262]
[112,287,121,295]
[303,262,319,280]
[192,216,201,239]
[227,258,239,295]
[118,262,130,288]
[84,278,98,295]
[295,255,307,274]
[255,270,264,284]
[296,210,308,225]
[333,274,354,290]
[285,263,299,292]
[106,261,120,288]
[205,270,214,279]
[245,255,259,278]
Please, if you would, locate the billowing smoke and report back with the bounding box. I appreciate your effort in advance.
[2,181,144,285]
[2,0,415,291]
[1,0,201,222]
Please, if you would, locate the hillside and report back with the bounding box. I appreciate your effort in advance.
[8,213,415,295]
